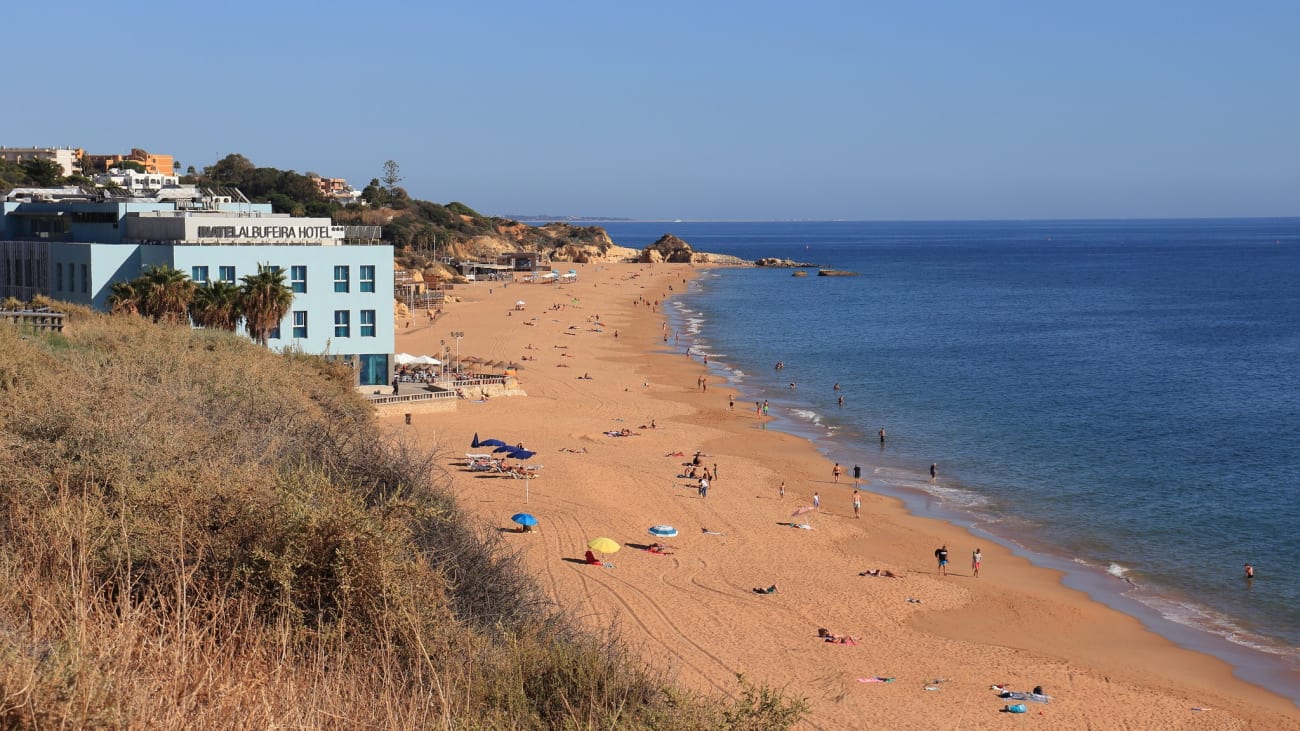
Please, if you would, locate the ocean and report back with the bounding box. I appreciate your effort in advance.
[598,219,1300,701]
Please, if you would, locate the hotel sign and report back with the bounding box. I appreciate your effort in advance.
[196,225,340,239]
[179,217,344,244]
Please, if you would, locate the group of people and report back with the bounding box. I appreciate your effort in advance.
[933,545,982,577]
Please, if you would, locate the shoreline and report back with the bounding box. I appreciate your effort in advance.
[669,269,1300,702]
[389,262,1300,729]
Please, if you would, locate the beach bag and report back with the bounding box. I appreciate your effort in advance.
[1005,703,1027,714]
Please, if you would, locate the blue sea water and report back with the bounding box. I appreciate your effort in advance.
[599,219,1300,699]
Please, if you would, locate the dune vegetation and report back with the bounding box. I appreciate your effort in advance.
[0,307,805,729]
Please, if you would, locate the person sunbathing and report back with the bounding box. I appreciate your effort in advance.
[752,585,778,594]
[859,569,903,578]
[647,543,675,555]
[817,628,858,644]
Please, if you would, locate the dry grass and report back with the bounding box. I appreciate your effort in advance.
[0,306,806,729]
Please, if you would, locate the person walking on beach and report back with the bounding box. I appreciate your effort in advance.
[698,476,709,498]
[813,492,821,508]
[935,545,949,575]
[762,400,769,416]
[853,464,861,484]
[728,395,734,411]
[930,463,937,481]
[972,548,982,578]
[852,490,861,519]
[879,427,887,446]
[832,462,842,483]
[778,481,785,499]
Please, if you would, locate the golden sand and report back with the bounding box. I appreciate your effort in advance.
[386,263,1299,730]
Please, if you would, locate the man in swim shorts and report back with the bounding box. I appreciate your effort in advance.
[972,548,982,578]
[935,545,949,575]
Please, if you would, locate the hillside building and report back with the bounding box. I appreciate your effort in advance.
[81,148,177,175]
[0,147,84,177]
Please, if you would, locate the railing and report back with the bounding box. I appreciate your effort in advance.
[435,376,507,388]
[367,390,457,405]
[0,310,65,332]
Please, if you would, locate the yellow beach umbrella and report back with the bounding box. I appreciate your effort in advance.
[587,537,621,555]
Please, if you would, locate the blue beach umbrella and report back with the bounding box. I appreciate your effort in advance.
[471,433,481,449]
[480,438,508,447]
[511,513,538,527]
[509,449,537,459]
[493,445,515,453]
[648,525,678,538]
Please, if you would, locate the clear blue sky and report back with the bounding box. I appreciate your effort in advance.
[8,1,1298,220]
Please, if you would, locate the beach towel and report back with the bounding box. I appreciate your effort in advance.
[1004,704,1027,714]
[1002,692,1052,704]
[857,677,895,683]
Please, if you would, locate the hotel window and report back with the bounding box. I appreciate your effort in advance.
[191,266,209,285]
[360,265,375,292]
[334,265,350,292]
[334,310,350,337]
[219,265,236,284]
[56,263,63,291]
[291,265,307,293]
[292,310,308,339]
[268,323,281,340]
[360,309,376,337]
[81,264,88,293]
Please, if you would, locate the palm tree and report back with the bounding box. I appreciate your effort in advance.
[189,280,243,331]
[240,265,294,346]
[138,265,196,323]
[107,281,142,315]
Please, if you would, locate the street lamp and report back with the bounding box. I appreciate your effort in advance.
[450,331,464,374]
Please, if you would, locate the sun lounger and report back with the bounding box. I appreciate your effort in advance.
[494,464,543,479]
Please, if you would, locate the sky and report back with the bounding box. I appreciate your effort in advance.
[6,1,1298,220]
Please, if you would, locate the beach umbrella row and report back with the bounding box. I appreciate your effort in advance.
[471,434,513,449]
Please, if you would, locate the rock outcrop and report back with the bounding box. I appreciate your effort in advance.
[640,234,698,263]
[756,257,819,268]
[817,269,859,277]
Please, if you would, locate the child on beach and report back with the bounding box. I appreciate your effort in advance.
[972,548,982,578]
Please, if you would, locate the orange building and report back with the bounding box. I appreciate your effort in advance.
[81,148,177,175]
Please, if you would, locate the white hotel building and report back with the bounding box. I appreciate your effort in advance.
[0,189,395,387]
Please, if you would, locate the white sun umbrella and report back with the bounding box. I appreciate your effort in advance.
[394,352,418,365]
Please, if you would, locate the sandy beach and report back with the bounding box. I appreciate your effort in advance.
[385,262,1299,730]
